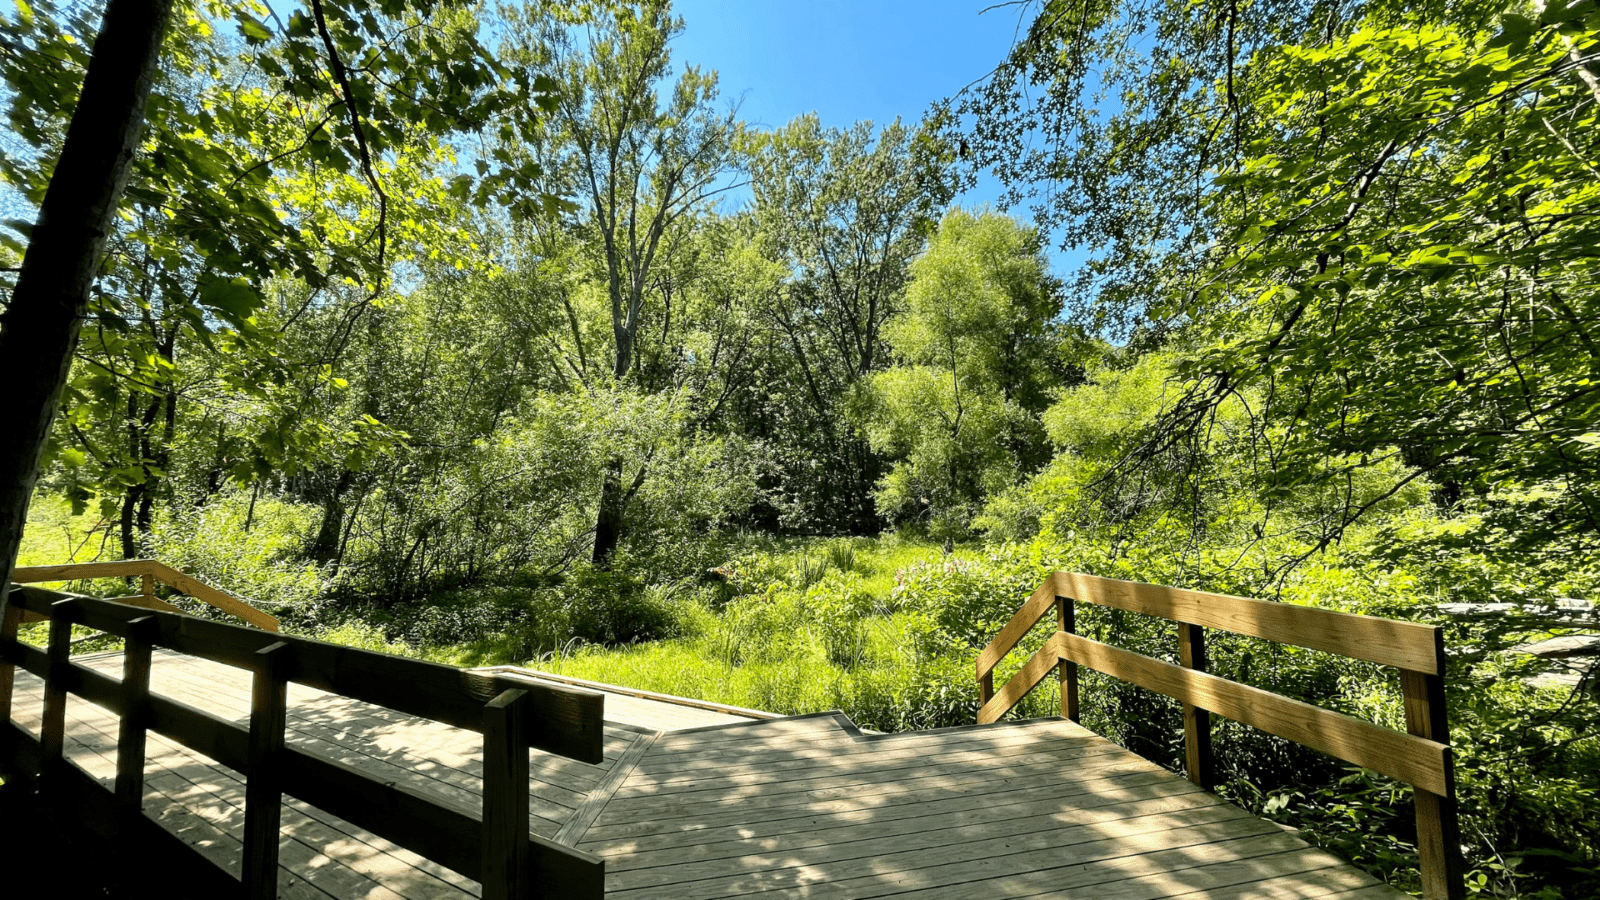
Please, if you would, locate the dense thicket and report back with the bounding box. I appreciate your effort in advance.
[2,0,1597,896]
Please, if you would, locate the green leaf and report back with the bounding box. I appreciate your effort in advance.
[198,276,263,322]
[237,13,272,44]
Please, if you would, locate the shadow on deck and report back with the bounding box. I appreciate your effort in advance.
[6,649,1403,899]
[2,564,1458,899]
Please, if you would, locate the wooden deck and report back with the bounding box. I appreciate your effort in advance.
[7,650,1407,899]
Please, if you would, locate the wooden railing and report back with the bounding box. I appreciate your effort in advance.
[976,571,1464,900]
[0,584,607,899]
[12,558,280,631]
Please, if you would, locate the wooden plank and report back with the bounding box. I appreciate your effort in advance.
[1059,595,1078,721]
[975,579,1057,680]
[1056,630,1451,795]
[628,728,1111,789]
[0,719,41,785]
[529,830,605,898]
[115,617,156,822]
[618,732,1122,798]
[606,746,1140,823]
[906,839,1380,900]
[0,597,18,721]
[294,650,606,762]
[40,600,74,770]
[593,744,1158,825]
[977,632,1067,724]
[6,583,62,615]
[607,788,1240,893]
[0,637,47,679]
[605,801,1275,899]
[482,689,531,900]
[279,743,482,880]
[105,593,185,614]
[556,731,658,846]
[1179,621,1215,790]
[243,641,291,900]
[582,766,1193,855]
[44,751,243,895]
[271,797,477,900]
[100,672,480,896]
[1403,661,1466,900]
[55,657,124,716]
[23,590,605,762]
[149,692,252,772]
[148,561,279,631]
[604,778,1220,875]
[12,559,158,582]
[1052,571,1444,674]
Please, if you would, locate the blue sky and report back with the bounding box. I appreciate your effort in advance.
[667,1,1081,276]
[670,1,1025,133]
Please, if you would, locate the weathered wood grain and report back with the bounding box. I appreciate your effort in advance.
[977,633,1066,723]
[1051,571,1444,674]
[1056,630,1451,795]
[1179,620,1215,790]
[975,580,1058,680]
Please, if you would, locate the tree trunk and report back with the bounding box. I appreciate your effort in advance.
[0,0,172,621]
[119,482,144,561]
[591,457,626,568]
[308,469,355,565]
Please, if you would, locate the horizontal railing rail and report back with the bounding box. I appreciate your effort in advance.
[0,584,607,899]
[12,558,279,631]
[975,570,1464,900]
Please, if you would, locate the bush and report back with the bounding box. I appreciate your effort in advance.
[145,491,337,615]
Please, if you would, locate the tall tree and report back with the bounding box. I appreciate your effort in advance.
[502,0,740,565]
[858,209,1062,538]
[739,114,953,531]
[950,0,1600,566]
[0,0,547,598]
[0,0,171,621]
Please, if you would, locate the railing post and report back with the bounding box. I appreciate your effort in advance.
[1177,622,1215,790]
[1056,594,1078,722]
[115,616,156,833]
[0,593,20,723]
[40,599,76,789]
[140,572,155,603]
[979,670,993,707]
[483,688,531,900]
[243,641,291,900]
[1402,633,1465,900]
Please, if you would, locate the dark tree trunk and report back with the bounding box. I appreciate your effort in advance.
[119,482,144,561]
[0,0,172,619]
[308,470,356,565]
[590,457,626,569]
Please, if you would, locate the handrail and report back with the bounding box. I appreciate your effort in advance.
[976,570,1464,900]
[11,558,279,631]
[0,586,607,898]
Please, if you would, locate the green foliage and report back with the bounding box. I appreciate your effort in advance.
[145,490,336,611]
[858,209,1065,538]
[734,112,955,532]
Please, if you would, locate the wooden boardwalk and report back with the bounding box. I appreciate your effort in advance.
[7,651,1407,899]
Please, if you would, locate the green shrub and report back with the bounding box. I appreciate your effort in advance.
[145,491,336,613]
